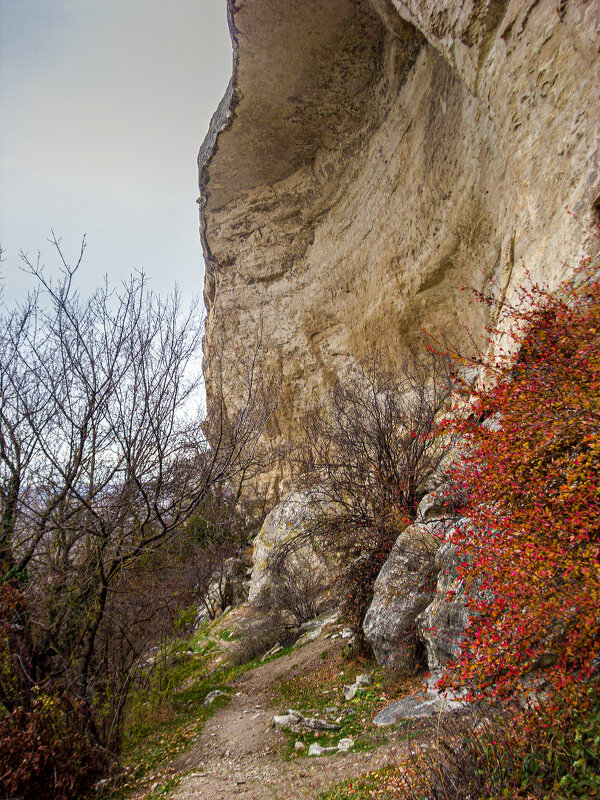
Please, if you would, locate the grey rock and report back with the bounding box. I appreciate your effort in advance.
[308,742,338,756]
[416,486,460,523]
[261,644,282,661]
[342,675,370,700]
[302,716,341,731]
[298,618,324,634]
[374,692,465,725]
[248,492,335,607]
[293,627,323,649]
[363,523,438,671]
[271,714,297,728]
[203,690,227,707]
[482,413,503,432]
[342,684,364,701]
[337,737,354,752]
[294,611,341,648]
[273,708,341,731]
[416,519,479,684]
[294,741,306,751]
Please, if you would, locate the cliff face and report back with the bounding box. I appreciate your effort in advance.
[199,0,600,488]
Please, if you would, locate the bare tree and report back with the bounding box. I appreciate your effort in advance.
[264,547,330,625]
[296,350,455,639]
[0,236,275,751]
[185,490,254,622]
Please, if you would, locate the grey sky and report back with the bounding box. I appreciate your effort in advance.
[0,0,232,303]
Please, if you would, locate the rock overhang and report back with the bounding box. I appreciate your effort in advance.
[201,0,387,211]
[198,0,600,487]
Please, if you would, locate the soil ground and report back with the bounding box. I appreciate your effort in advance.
[171,637,411,800]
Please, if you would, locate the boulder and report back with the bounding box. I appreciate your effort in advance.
[247,492,334,608]
[293,611,341,648]
[337,737,354,752]
[196,557,251,626]
[342,673,372,700]
[301,715,341,731]
[373,692,465,725]
[272,713,300,728]
[308,743,338,756]
[363,522,439,671]
[342,684,364,701]
[308,737,355,755]
[416,518,477,685]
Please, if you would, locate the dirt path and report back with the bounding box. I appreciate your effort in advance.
[171,638,408,800]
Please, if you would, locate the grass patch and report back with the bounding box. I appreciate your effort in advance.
[101,613,296,799]
[215,627,238,642]
[272,648,424,758]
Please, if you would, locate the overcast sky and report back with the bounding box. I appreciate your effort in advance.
[0,0,232,303]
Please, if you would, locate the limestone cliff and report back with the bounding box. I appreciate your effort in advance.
[199,0,600,488]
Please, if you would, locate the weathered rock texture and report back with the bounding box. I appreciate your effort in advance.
[200,0,600,480]
[416,524,476,686]
[363,522,438,671]
[363,488,476,682]
[247,492,333,606]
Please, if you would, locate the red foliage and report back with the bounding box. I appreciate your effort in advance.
[441,256,600,698]
[0,695,110,800]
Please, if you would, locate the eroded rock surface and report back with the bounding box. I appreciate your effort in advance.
[200,0,600,477]
[416,520,477,685]
[373,691,465,725]
[247,492,333,606]
[363,522,439,671]
[363,483,480,686]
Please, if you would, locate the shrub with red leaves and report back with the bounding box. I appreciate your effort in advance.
[441,256,600,698]
[0,695,109,800]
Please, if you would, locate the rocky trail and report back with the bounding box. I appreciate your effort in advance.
[170,638,411,800]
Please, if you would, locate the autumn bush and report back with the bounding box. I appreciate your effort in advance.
[0,694,110,800]
[414,686,600,800]
[322,685,600,800]
[438,255,600,699]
